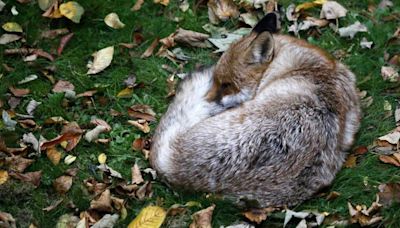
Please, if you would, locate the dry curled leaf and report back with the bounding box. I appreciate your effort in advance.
[57,33,74,55]
[154,0,169,6]
[53,175,73,194]
[87,46,114,74]
[128,120,150,133]
[132,163,144,184]
[53,80,75,93]
[131,0,144,11]
[104,12,125,29]
[174,28,211,48]
[90,189,113,212]
[379,154,400,167]
[320,1,347,19]
[0,170,9,185]
[9,170,42,187]
[42,199,63,212]
[127,205,166,228]
[9,86,30,97]
[344,154,357,168]
[0,34,21,45]
[5,156,34,172]
[42,0,62,19]
[207,0,239,24]
[348,197,383,226]
[381,66,399,82]
[338,21,368,39]
[0,212,16,228]
[128,105,156,122]
[141,38,159,58]
[41,28,69,39]
[85,125,108,142]
[92,214,119,228]
[378,183,400,206]
[46,146,62,165]
[190,204,215,228]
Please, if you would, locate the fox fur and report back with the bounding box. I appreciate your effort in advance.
[150,14,360,208]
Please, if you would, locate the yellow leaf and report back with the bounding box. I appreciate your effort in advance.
[46,147,62,165]
[59,1,85,23]
[60,141,68,149]
[87,46,114,74]
[117,87,133,98]
[2,22,23,33]
[128,206,166,228]
[154,0,169,6]
[38,0,56,11]
[98,153,107,164]
[295,0,326,12]
[0,170,8,185]
[104,12,125,29]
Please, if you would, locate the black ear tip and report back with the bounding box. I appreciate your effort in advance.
[253,12,280,34]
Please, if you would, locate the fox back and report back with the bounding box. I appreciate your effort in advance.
[150,15,360,208]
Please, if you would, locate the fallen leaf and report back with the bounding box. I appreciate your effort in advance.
[41,122,83,151]
[378,130,400,144]
[65,167,79,177]
[344,154,357,168]
[0,0,5,11]
[97,164,123,178]
[379,154,400,167]
[128,104,156,122]
[22,132,40,151]
[136,180,153,200]
[208,28,250,52]
[57,33,74,55]
[240,12,259,27]
[174,28,211,48]
[338,21,368,38]
[141,38,159,58]
[189,204,215,228]
[378,183,400,206]
[53,80,75,93]
[0,212,16,228]
[59,1,85,23]
[348,198,383,226]
[18,74,38,84]
[326,191,341,201]
[320,1,347,19]
[41,28,69,39]
[76,90,97,98]
[42,0,63,19]
[104,12,125,29]
[64,155,76,165]
[5,156,34,172]
[132,163,144,184]
[0,170,9,185]
[127,120,150,133]
[92,214,119,228]
[353,146,368,155]
[381,66,399,82]
[26,99,41,116]
[84,178,109,195]
[44,116,68,125]
[53,175,73,194]
[127,205,166,228]
[87,46,114,74]
[242,208,274,224]
[9,86,30,97]
[179,0,189,12]
[46,146,62,165]
[378,0,393,9]
[154,0,169,6]
[2,110,17,130]
[55,214,80,228]
[11,6,18,15]
[124,75,137,88]
[85,125,108,142]
[207,0,239,24]
[0,34,21,45]
[360,37,373,49]
[295,0,326,12]
[2,22,23,33]
[9,170,42,187]
[98,153,107,164]
[143,168,157,180]
[38,0,56,11]
[117,87,133,98]
[90,189,113,212]
[42,199,63,212]
[131,0,144,11]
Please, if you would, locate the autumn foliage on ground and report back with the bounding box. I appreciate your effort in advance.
[0,0,399,227]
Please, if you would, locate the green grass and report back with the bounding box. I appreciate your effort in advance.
[1,0,400,227]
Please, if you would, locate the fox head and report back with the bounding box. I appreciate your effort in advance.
[206,13,280,103]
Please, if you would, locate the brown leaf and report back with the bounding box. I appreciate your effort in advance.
[0,170,9,185]
[207,0,239,24]
[90,189,113,212]
[46,146,62,165]
[141,38,159,58]
[379,154,400,167]
[378,183,400,206]
[131,163,144,184]
[242,207,275,224]
[53,175,73,194]
[41,28,69,39]
[344,154,357,168]
[128,104,156,122]
[131,0,144,11]
[348,197,383,226]
[61,122,83,151]
[174,28,210,48]
[132,138,145,151]
[65,167,79,177]
[115,182,139,197]
[53,80,75,93]
[91,119,112,131]
[42,0,63,19]
[9,170,42,187]
[84,178,109,195]
[326,191,341,201]
[42,199,63,212]
[127,120,150,133]
[353,146,368,155]
[18,119,37,129]
[76,90,97,98]
[0,212,16,228]
[136,181,152,200]
[154,0,169,6]
[9,86,30,97]
[5,156,34,172]
[57,33,74,56]
[189,204,216,228]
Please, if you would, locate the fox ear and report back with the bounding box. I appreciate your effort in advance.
[253,12,280,34]
[246,31,274,64]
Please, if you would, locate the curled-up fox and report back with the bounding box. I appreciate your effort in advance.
[150,13,360,208]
